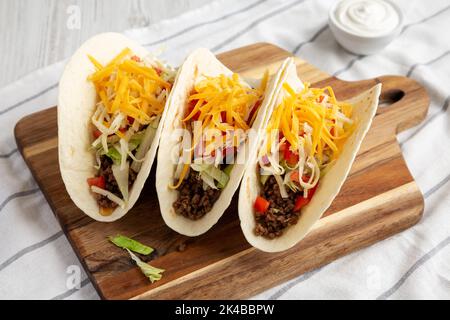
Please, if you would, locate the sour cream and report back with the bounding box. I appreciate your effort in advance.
[332,0,400,37]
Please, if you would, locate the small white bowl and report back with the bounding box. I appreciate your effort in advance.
[328,0,403,55]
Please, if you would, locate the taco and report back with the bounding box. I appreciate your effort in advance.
[156,49,287,236]
[239,58,381,252]
[58,33,177,221]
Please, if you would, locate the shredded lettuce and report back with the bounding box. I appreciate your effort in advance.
[119,139,128,171]
[90,186,125,208]
[191,163,230,189]
[190,163,210,172]
[129,133,144,152]
[274,174,288,198]
[209,167,229,189]
[96,132,143,165]
[201,171,217,190]
[191,164,218,189]
[109,235,154,255]
[109,235,163,283]
[131,116,160,173]
[223,164,234,176]
[126,249,164,283]
[260,174,269,185]
[112,162,129,201]
[107,135,120,145]
[218,164,233,188]
[104,146,121,164]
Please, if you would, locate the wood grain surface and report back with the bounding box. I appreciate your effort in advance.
[14,43,429,300]
[0,0,210,87]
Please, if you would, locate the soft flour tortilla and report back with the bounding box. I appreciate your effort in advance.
[156,49,289,236]
[58,32,175,222]
[239,59,382,252]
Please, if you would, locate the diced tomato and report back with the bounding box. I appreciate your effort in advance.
[291,171,299,182]
[247,99,261,124]
[131,55,141,62]
[329,119,336,136]
[283,145,299,166]
[293,184,318,212]
[93,129,102,139]
[127,116,135,125]
[154,67,162,76]
[299,128,305,137]
[290,172,309,183]
[119,127,127,133]
[187,99,201,121]
[254,196,270,214]
[279,141,288,153]
[293,196,309,212]
[87,176,106,189]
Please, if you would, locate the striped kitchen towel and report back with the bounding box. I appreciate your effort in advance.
[0,0,449,299]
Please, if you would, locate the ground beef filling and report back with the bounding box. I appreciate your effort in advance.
[95,156,137,209]
[254,175,301,239]
[173,171,221,220]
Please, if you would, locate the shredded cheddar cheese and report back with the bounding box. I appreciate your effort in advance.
[184,73,262,129]
[169,73,266,189]
[265,82,354,162]
[87,48,171,126]
[257,81,355,198]
[87,48,176,211]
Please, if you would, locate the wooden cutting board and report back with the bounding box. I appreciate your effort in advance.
[14,43,429,300]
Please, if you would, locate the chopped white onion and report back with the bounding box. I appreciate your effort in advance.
[119,139,128,171]
[101,134,108,153]
[336,111,353,124]
[130,124,157,173]
[109,113,125,133]
[127,150,144,163]
[112,162,129,201]
[94,150,101,170]
[274,174,289,198]
[200,171,217,190]
[91,135,101,148]
[91,186,125,208]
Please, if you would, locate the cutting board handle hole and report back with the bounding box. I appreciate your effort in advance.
[379,89,405,109]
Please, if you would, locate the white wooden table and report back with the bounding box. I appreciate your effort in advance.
[0,0,211,87]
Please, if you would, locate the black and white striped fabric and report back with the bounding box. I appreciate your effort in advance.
[1,0,449,299]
